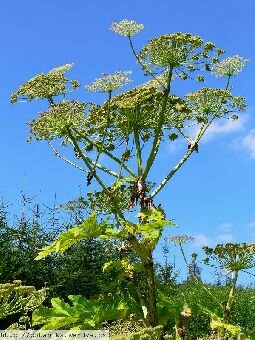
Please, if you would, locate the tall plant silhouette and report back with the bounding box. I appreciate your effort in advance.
[11,19,248,327]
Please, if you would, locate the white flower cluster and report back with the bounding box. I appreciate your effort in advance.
[110,19,144,37]
[49,64,73,74]
[168,235,194,245]
[85,71,132,93]
[212,55,248,77]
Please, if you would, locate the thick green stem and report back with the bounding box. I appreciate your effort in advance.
[143,252,158,327]
[223,270,239,323]
[132,272,147,320]
[93,91,112,170]
[142,66,173,180]
[133,128,143,176]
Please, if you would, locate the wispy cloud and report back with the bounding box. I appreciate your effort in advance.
[218,222,233,233]
[247,220,255,228]
[215,233,234,243]
[241,129,255,159]
[203,114,249,142]
[192,233,211,248]
[183,114,249,143]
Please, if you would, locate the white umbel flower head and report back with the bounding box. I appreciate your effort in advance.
[110,19,144,37]
[212,55,249,77]
[85,71,132,93]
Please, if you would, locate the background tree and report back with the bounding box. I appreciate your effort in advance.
[11,19,248,327]
[0,196,121,301]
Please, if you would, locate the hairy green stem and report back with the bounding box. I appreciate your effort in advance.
[223,269,239,323]
[142,66,173,180]
[133,128,143,176]
[93,91,112,171]
[143,252,158,326]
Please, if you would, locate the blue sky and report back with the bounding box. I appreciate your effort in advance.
[1,0,255,280]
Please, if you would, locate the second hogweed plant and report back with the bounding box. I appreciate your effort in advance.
[11,20,248,328]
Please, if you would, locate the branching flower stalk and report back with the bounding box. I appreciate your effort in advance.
[150,127,202,199]
[196,75,231,141]
[133,126,143,176]
[127,36,167,89]
[91,90,112,176]
[66,128,109,192]
[72,127,136,177]
[47,141,88,174]
[142,66,174,180]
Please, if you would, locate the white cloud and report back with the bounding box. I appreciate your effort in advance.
[215,233,234,243]
[204,114,249,142]
[247,220,255,228]
[183,114,248,144]
[192,233,210,248]
[241,129,255,159]
[218,222,233,232]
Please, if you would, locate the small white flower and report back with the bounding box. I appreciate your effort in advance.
[212,55,248,77]
[85,71,132,93]
[110,19,144,37]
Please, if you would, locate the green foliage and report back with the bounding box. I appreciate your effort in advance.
[32,295,136,330]
[157,283,255,339]
[0,281,46,320]
[0,199,57,288]
[0,198,124,302]
[35,213,117,260]
[36,209,174,259]
[203,308,242,336]
[109,319,164,340]
[0,280,46,329]
[103,258,142,281]
[86,183,133,214]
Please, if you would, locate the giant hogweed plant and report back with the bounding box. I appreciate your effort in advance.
[169,239,255,338]
[11,20,248,328]
[202,243,255,338]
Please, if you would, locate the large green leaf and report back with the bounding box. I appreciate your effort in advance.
[32,295,133,330]
[35,214,118,259]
